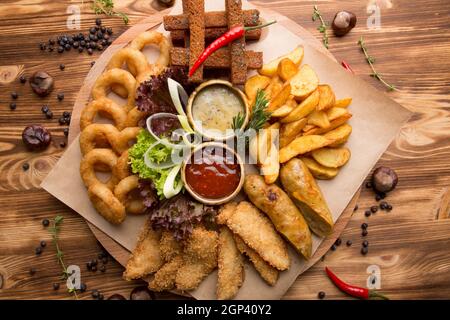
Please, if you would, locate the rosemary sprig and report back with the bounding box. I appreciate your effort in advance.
[233,89,271,132]
[92,0,129,25]
[49,215,78,300]
[312,5,329,49]
[358,36,397,91]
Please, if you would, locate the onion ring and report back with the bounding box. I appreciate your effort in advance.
[114,175,145,215]
[114,149,131,180]
[124,107,150,128]
[91,68,136,112]
[107,48,151,98]
[80,97,128,131]
[80,148,119,190]
[88,183,126,225]
[129,31,171,74]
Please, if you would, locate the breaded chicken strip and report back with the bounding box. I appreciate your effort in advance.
[225,201,290,271]
[123,219,163,281]
[160,230,183,262]
[148,256,184,291]
[216,202,237,225]
[176,227,218,291]
[217,227,245,300]
[234,235,279,286]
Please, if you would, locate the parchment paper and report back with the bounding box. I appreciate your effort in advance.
[41,0,412,300]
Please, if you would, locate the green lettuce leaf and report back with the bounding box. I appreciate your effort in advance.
[129,129,181,199]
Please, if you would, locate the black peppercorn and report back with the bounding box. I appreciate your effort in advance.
[98,293,104,300]
[42,219,50,227]
[60,141,66,148]
[106,28,113,35]
[361,247,368,255]
[97,44,103,51]
[335,238,342,246]
[365,210,371,217]
[45,110,53,119]
[87,48,93,55]
[53,283,60,290]
[48,39,55,45]
[101,26,106,33]
[41,105,49,113]
[20,75,27,83]
[40,240,46,248]
[361,223,368,229]
[48,46,54,52]
[63,128,69,136]
[362,240,369,247]
[353,204,358,211]
[101,257,108,264]
[92,290,99,299]
[370,206,378,213]
[318,291,326,299]
[330,244,336,251]
[57,93,64,101]
[346,240,352,246]
[64,43,71,51]
[96,18,102,26]
[73,41,79,48]
[362,229,368,237]
[11,91,18,99]
[91,265,97,272]
[35,247,42,255]
[365,181,372,188]
[29,267,37,276]
[57,46,64,53]
[108,294,126,300]
[80,283,87,293]
[59,64,65,71]
[100,265,106,273]
[22,162,30,171]
[9,102,16,110]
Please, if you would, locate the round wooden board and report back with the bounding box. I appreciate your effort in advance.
[69,6,361,297]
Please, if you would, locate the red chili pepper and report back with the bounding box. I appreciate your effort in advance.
[325,267,389,300]
[188,20,277,77]
[341,60,354,74]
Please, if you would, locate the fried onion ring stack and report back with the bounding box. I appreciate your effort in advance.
[79,31,171,224]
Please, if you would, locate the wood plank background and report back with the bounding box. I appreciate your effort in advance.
[0,0,449,300]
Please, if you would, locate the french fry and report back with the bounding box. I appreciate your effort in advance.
[259,45,304,77]
[301,157,339,180]
[322,124,352,147]
[279,118,307,148]
[289,64,319,100]
[279,135,332,163]
[280,89,319,123]
[317,85,336,111]
[271,104,295,118]
[261,129,280,185]
[277,58,298,81]
[326,107,349,121]
[303,113,352,135]
[245,74,271,106]
[334,97,352,108]
[311,147,351,168]
[268,84,291,112]
[307,110,330,128]
[303,124,316,132]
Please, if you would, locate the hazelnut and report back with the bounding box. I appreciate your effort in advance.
[371,166,398,193]
[332,11,357,37]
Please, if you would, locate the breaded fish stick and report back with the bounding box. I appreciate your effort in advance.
[217,227,245,300]
[176,228,218,291]
[234,235,279,286]
[244,175,312,260]
[223,201,290,271]
[123,219,163,281]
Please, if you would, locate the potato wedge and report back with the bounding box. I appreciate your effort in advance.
[271,104,294,118]
[301,157,339,180]
[311,147,351,168]
[245,74,271,106]
[265,76,283,101]
[280,88,319,123]
[261,124,280,184]
[280,159,334,237]
[303,124,316,132]
[334,97,352,108]
[279,135,332,163]
[268,83,291,112]
[280,118,307,148]
[307,110,330,128]
[323,123,352,147]
[326,107,349,121]
[259,45,304,77]
[277,58,298,81]
[317,84,336,111]
[303,113,352,135]
[289,64,319,100]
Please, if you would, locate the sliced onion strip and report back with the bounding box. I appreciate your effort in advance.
[163,164,183,199]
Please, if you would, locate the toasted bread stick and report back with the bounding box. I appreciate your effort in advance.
[170,28,261,44]
[188,0,205,82]
[170,47,262,69]
[226,0,247,84]
[163,9,260,30]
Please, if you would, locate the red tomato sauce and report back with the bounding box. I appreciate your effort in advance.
[185,147,241,199]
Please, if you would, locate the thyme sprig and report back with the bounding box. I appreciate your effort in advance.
[49,215,78,299]
[358,36,397,91]
[92,0,129,25]
[233,89,271,132]
[312,5,329,49]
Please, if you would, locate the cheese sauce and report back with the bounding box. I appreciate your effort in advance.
[192,84,244,136]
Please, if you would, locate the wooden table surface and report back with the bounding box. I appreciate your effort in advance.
[0,0,449,300]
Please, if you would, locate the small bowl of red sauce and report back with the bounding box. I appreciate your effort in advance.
[181,142,244,205]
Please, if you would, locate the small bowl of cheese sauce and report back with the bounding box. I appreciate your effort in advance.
[187,80,249,141]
